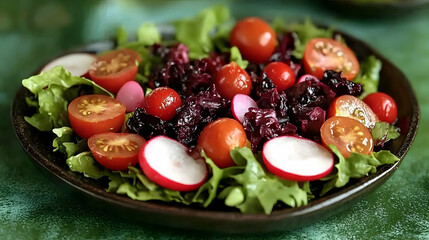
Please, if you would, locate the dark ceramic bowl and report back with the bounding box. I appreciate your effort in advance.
[11,30,419,233]
[324,0,429,17]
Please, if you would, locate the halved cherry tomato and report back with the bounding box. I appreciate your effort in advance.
[214,62,252,100]
[142,87,182,121]
[88,132,146,171]
[328,95,378,129]
[88,49,141,93]
[303,38,360,81]
[197,118,247,168]
[363,92,398,124]
[263,62,296,91]
[68,94,126,139]
[230,17,277,64]
[321,116,374,158]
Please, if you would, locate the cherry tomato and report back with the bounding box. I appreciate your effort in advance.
[214,62,252,100]
[303,38,360,81]
[142,87,182,121]
[263,62,296,91]
[88,132,146,171]
[230,17,277,64]
[328,95,378,130]
[88,48,141,93]
[68,94,126,139]
[363,92,398,124]
[197,118,247,168]
[321,116,374,158]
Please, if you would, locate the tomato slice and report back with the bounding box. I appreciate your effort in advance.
[328,95,378,130]
[197,118,247,168]
[88,49,141,93]
[321,116,374,158]
[303,38,360,81]
[88,132,146,171]
[68,94,126,139]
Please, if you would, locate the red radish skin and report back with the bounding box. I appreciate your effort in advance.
[297,74,319,84]
[231,94,258,123]
[41,53,96,77]
[262,136,334,181]
[139,136,208,192]
[116,81,145,112]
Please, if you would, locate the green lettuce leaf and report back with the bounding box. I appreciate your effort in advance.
[372,121,401,145]
[115,26,128,46]
[353,55,382,99]
[222,147,308,214]
[52,127,87,158]
[289,19,334,59]
[66,152,111,179]
[136,22,161,46]
[22,66,113,131]
[321,145,400,195]
[230,46,249,69]
[188,150,243,207]
[173,5,230,59]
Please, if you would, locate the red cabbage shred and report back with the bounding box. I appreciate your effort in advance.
[127,35,364,152]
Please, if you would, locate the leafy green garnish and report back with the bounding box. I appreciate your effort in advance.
[353,55,382,99]
[173,5,230,59]
[372,121,401,145]
[115,26,128,46]
[136,22,161,46]
[321,145,399,195]
[52,127,87,158]
[230,46,249,69]
[221,148,308,214]
[22,66,113,131]
[289,19,334,59]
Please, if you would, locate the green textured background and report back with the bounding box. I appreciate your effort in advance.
[1,0,428,239]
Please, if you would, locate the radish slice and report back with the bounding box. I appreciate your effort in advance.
[139,136,208,192]
[297,74,319,84]
[116,81,145,112]
[231,94,258,123]
[262,136,334,181]
[41,53,96,77]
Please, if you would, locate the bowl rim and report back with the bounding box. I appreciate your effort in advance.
[11,30,420,233]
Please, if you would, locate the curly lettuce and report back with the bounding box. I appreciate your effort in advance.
[22,66,112,131]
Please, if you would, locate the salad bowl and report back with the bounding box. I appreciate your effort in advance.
[11,28,419,233]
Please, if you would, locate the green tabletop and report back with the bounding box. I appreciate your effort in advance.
[1,0,428,239]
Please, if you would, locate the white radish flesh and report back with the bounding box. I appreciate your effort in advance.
[262,136,334,181]
[139,136,207,192]
[116,81,145,112]
[231,94,258,123]
[41,53,96,77]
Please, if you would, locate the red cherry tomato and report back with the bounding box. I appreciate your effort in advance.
[68,94,126,139]
[230,17,277,64]
[88,49,141,93]
[214,62,252,100]
[363,92,398,124]
[142,87,182,121]
[321,116,374,158]
[88,132,146,171]
[328,95,378,130]
[303,38,360,81]
[197,118,247,168]
[263,62,296,91]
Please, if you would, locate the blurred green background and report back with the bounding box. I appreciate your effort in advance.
[1,0,428,239]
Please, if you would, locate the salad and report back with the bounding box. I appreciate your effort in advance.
[21,6,401,215]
